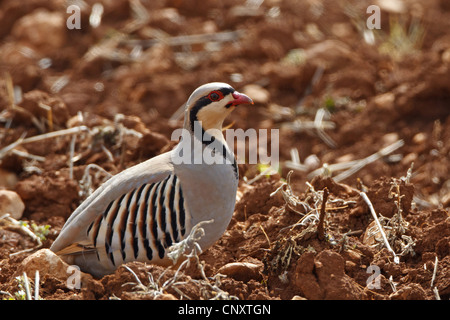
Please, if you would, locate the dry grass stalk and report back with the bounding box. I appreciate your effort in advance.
[362,175,416,264]
[38,102,53,132]
[23,272,32,300]
[307,139,405,181]
[4,72,45,131]
[284,148,309,172]
[0,132,26,160]
[359,191,399,264]
[270,171,314,217]
[430,255,438,289]
[123,30,244,49]
[0,213,43,257]
[433,287,441,300]
[386,180,416,257]
[20,126,89,145]
[34,271,40,300]
[280,108,336,148]
[10,149,45,162]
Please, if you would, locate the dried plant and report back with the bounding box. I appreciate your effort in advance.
[122,220,238,300]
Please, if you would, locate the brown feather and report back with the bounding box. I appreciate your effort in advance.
[55,243,97,256]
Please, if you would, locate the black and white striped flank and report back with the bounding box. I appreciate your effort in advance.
[86,174,189,267]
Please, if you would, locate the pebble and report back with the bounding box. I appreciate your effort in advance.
[217,262,262,282]
[242,84,270,105]
[382,132,400,146]
[412,132,427,145]
[401,152,417,166]
[21,249,93,286]
[372,92,395,110]
[291,295,307,300]
[0,169,19,189]
[0,189,25,220]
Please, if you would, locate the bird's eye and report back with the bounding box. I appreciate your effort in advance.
[208,91,223,101]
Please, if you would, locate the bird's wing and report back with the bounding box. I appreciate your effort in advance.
[50,151,174,254]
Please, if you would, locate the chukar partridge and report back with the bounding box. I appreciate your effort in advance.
[50,82,253,277]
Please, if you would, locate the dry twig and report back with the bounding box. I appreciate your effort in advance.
[0,214,43,257]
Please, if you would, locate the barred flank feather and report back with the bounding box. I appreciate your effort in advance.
[87,174,189,268]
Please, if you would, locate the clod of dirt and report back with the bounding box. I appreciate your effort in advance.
[411,209,450,258]
[234,177,285,220]
[293,251,323,300]
[11,8,66,52]
[364,177,415,218]
[315,250,366,300]
[310,175,359,198]
[293,250,367,300]
[15,174,80,220]
[20,90,70,127]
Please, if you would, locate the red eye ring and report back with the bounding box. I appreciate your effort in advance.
[208,90,223,102]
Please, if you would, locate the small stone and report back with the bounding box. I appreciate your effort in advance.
[0,189,25,219]
[154,293,178,300]
[442,48,450,64]
[217,262,262,282]
[412,132,427,145]
[345,249,362,263]
[336,153,354,163]
[20,249,93,287]
[21,249,72,279]
[372,92,395,110]
[242,84,270,104]
[382,132,400,146]
[401,152,417,166]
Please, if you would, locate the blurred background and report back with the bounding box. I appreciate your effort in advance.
[0,0,449,207]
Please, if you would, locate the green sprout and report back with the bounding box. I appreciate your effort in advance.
[19,221,51,242]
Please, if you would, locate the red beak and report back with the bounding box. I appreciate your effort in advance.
[231,91,253,106]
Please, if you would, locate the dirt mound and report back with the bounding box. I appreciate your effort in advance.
[0,0,449,300]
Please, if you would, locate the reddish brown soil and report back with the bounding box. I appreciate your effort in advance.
[0,0,449,300]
